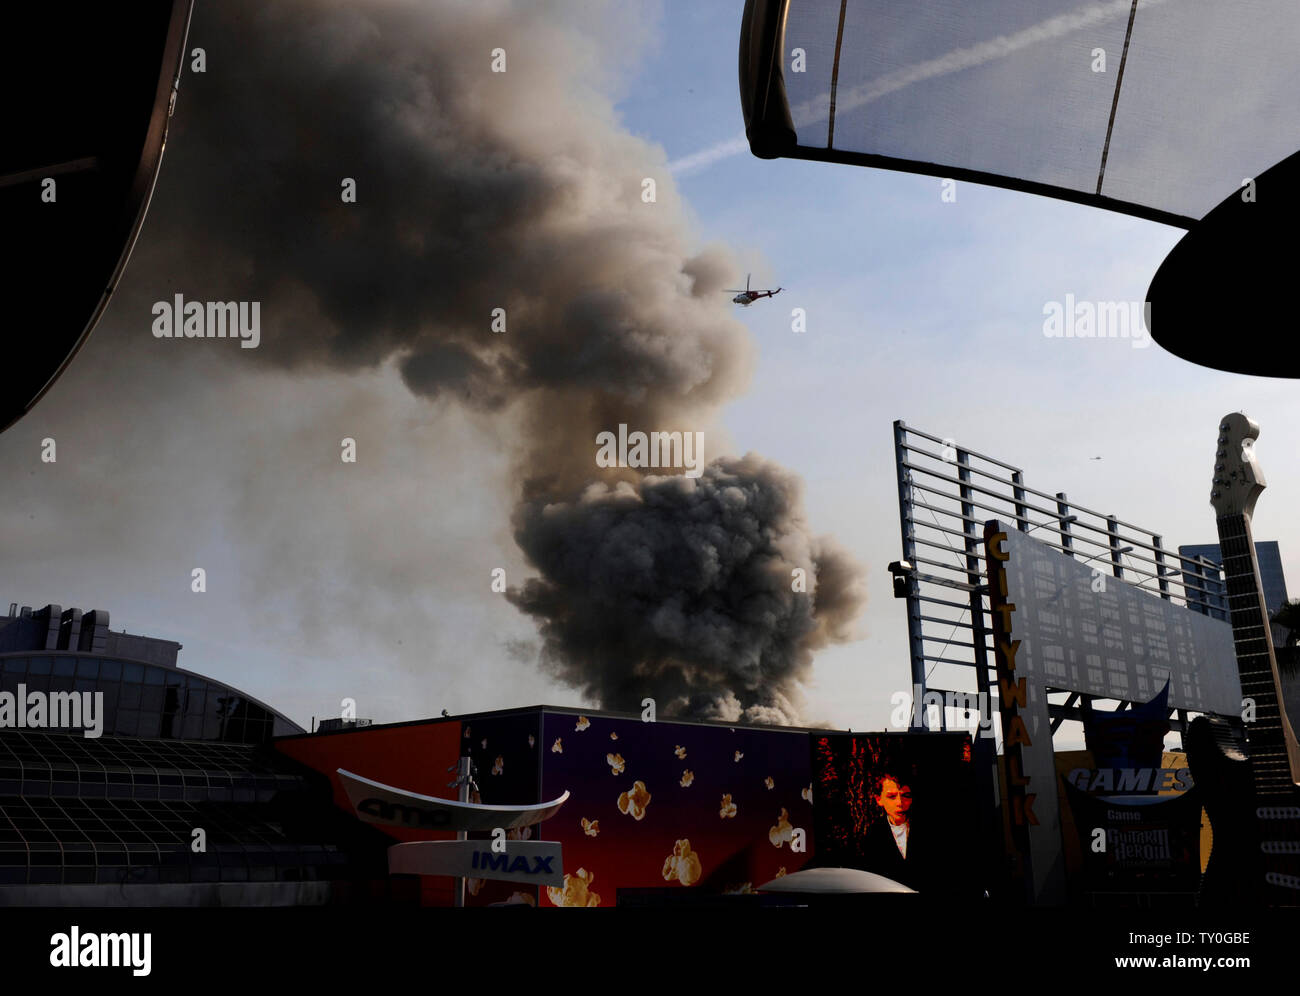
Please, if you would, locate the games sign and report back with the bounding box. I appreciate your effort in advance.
[1057,685,1202,895]
[1059,770,1202,895]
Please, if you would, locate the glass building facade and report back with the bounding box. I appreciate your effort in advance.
[1178,540,1291,643]
[0,604,396,900]
[0,654,298,744]
[0,732,362,887]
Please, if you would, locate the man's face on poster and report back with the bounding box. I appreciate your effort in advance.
[876,777,912,825]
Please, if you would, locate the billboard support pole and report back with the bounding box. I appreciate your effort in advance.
[1153,535,1172,601]
[1011,472,1029,533]
[454,755,472,908]
[894,421,928,728]
[957,449,991,705]
[958,449,1000,895]
[1107,515,1125,579]
[1056,494,1074,558]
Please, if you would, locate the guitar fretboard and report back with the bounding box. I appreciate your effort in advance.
[1216,513,1296,795]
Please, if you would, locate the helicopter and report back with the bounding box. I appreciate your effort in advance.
[725,274,782,306]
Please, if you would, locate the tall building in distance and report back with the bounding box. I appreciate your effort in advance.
[1178,540,1291,645]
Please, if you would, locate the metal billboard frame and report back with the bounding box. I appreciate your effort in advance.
[893,419,1232,739]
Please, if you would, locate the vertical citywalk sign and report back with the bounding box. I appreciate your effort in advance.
[984,525,1036,900]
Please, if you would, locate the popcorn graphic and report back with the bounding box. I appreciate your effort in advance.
[507,826,533,841]
[680,769,694,788]
[606,752,626,775]
[719,793,737,819]
[491,755,504,776]
[467,877,485,897]
[618,780,651,821]
[547,867,601,907]
[674,746,687,759]
[528,734,535,748]
[575,716,590,732]
[776,866,787,878]
[734,750,743,762]
[552,738,563,754]
[662,839,702,887]
[610,732,618,740]
[801,784,813,805]
[769,807,794,848]
[723,882,756,895]
[581,817,600,838]
[464,726,471,739]
[507,891,537,907]
[764,776,774,790]
[481,739,487,749]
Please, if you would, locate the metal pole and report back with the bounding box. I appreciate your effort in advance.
[1107,515,1124,579]
[1152,534,1171,601]
[957,448,991,706]
[894,421,928,728]
[1011,471,1028,533]
[454,755,471,908]
[957,448,1000,901]
[1055,493,1074,559]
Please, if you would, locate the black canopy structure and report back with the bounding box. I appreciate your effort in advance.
[740,0,1300,374]
[0,2,193,433]
[1144,149,1300,377]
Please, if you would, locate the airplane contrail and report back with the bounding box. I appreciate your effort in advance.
[670,0,1174,175]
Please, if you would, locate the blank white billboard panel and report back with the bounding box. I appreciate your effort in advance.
[996,521,1240,714]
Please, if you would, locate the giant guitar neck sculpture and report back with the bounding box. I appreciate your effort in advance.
[1187,413,1300,906]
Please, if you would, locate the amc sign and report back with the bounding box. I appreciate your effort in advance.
[337,768,569,832]
[356,797,453,829]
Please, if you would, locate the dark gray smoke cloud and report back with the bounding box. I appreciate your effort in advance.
[509,455,864,724]
[128,0,865,723]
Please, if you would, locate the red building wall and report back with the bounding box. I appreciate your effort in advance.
[275,719,466,905]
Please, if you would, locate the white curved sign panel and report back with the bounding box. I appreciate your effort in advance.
[338,768,569,832]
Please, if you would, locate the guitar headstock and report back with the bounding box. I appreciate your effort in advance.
[1211,412,1266,517]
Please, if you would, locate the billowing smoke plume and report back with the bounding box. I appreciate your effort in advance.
[137,0,865,723]
[509,456,863,724]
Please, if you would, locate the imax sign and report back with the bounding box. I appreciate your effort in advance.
[471,851,555,876]
[389,840,564,887]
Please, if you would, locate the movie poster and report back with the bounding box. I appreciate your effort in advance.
[811,732,981,896]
